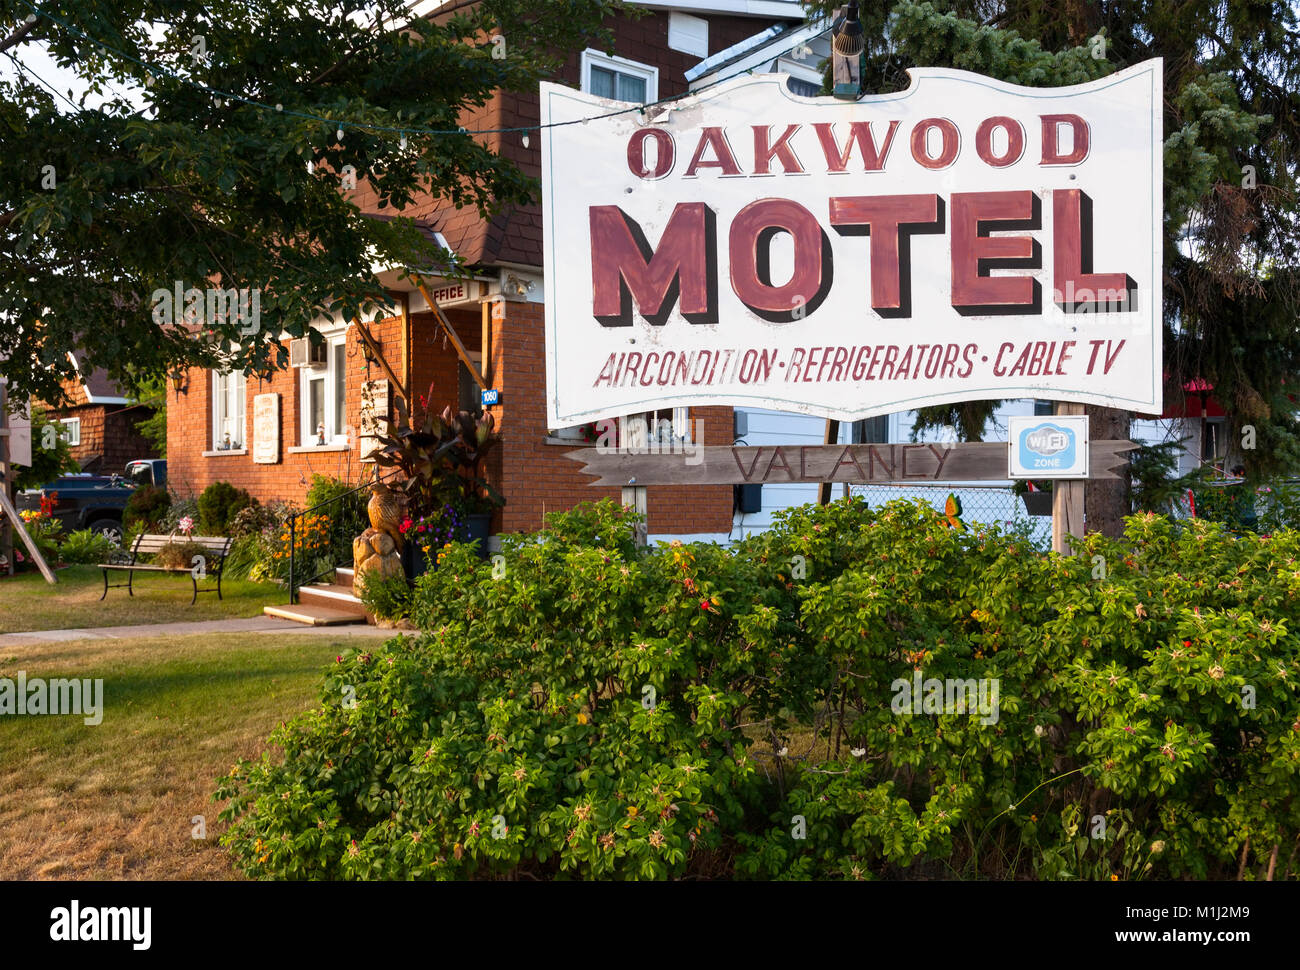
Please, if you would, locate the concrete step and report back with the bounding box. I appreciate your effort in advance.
[335,567,355,589]
[263,603,365,626]
[298,583,367,617]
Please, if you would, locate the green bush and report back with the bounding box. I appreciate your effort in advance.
[228,503,276,538]
[356,573,411,622]
[124,485,172,531]
[12,406,78,491]
[215,499,1300,881]
[197,481,255,535]
[305,473,366,515]
[60,528,114,564]
[1255,482,1300,533]
[1190,482,1259,532]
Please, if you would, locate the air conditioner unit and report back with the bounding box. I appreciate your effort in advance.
[289,337,327,368]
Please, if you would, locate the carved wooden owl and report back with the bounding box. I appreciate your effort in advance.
[368,482,407,547]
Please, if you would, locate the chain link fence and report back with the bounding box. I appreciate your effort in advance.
[850,482,1053,548]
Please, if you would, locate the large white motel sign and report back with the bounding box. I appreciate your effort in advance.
[540,61,1163,427]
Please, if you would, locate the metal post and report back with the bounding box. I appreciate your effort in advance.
[289,515,296,604]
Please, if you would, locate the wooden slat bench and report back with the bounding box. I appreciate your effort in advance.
[99,534,233,604]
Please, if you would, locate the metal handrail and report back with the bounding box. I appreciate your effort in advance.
[286,469,402,604]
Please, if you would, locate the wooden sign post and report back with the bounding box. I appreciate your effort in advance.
[1051,403,1087,556]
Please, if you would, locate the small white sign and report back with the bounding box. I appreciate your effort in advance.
[358,379,389,461]
[252,393,279,464]
[1008,415,1089,478]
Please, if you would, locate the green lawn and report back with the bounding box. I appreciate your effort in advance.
[0,630,395,879]
[0,564,282,633]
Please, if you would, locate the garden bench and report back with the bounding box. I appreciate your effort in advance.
[99,534,233,604]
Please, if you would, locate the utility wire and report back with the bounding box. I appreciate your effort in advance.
[3,49,81,111]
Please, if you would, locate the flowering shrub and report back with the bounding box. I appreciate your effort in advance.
[14,497,63,564]
[216,499,1300,881]
[400,504,468,553]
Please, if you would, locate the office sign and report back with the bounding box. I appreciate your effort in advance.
[541,61,1163,426]
[1008,415,1089,478]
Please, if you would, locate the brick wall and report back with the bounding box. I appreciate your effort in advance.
[165,317,414,503]
[494,298,733,536]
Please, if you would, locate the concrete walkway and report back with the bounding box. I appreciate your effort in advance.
[0,615,409,648]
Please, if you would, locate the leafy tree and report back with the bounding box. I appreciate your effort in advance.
[10,404,78,489]
[809,0,1300,534]
[0,0,620,404]
[129,372,167,456]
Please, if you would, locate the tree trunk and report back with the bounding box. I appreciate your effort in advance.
[1084,405,1131,538]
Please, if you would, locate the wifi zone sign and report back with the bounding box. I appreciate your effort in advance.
[1009,415,1088,478]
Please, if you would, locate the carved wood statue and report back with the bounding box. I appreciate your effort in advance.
[354,480,408,598]
[367,481,407,550]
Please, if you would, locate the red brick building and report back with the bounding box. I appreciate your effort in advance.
[166,1,814,540]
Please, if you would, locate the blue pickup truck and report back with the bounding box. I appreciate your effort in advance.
[17,459,167,544]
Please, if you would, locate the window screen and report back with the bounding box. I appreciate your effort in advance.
[590,66,647,104]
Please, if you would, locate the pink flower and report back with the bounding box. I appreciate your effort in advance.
[178,516,194,535]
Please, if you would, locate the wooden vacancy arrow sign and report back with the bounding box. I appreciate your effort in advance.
[565,440,1136,487]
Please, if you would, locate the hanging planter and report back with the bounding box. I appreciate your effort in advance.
[1021,489,1053,516]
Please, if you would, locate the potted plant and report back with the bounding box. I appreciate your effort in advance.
[1012,480,1054,516]
[398,504,469,577]
[373,384,504,567]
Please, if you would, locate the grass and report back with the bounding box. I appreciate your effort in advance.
[0,630,396,879]
[0,564,282,633]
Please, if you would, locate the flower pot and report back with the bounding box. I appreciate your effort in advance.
[466,513,492,560]
[1021,491,1053,516]
[402,541,434,579]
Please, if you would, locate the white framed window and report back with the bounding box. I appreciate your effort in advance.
[621,408,693,447]
[300,333,349,446]
[548,407,690,445]
[581,49,658,104]
[59,417,81,446]
[212,370,247,450]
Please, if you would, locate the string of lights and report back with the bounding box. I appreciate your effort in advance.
[14,0,830,141]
